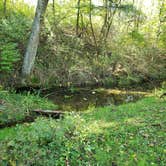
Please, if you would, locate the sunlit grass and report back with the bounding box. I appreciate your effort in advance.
[95,88,153,96]
[0,95,165,165]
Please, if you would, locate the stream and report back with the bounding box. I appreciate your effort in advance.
[43,87,150,112]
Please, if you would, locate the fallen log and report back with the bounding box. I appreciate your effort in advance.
[0,110,64,129]
[33,109,64,118]
[0,116,35,129]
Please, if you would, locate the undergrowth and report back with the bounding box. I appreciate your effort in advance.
[0,91,57,126]
[0,96,165,165]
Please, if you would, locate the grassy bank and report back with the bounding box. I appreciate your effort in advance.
[0,91,57,127]
[0,92,166,165]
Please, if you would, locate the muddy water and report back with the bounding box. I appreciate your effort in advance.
[45,88,150,112]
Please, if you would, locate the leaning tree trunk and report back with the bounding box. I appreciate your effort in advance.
[22,0,49,81]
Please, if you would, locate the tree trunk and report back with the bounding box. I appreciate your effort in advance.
[22,0,49,81]
[76,0,81,36]
[3,0,7,16]
[89,0,98,51]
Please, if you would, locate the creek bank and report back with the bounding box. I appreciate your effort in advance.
[0,87,151,128]
[0,90,58,128]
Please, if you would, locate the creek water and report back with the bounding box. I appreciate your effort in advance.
[44,88,149,112]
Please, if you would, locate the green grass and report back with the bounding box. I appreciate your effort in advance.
[0,94,166,165]
[0,90,58,126]
[0,124,32,141]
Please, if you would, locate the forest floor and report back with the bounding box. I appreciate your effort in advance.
[0,90,166,165]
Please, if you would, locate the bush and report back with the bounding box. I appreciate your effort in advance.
[0,12,31,75]
[0,42,20,72]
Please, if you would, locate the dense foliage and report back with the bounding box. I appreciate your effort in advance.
[0,1,165,165]
[0,1,32,85]
[0,0,165,87]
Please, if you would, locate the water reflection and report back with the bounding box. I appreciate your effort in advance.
[46,88,146,112]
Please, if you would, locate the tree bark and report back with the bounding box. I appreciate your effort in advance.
[22,0,49,81]
[76,0,81,36]
[89,0,98,51]
[3,0,7,16]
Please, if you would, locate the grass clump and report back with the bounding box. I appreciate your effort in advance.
[0,96,165,165]
[0,91,57,126]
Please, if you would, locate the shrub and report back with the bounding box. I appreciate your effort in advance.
[0,42,20,72]
[0,13,31,74]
